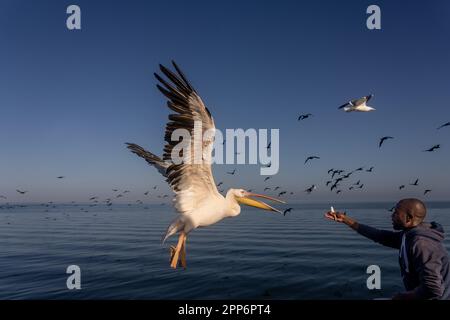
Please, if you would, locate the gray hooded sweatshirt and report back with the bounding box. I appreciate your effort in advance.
[357,221,450,299]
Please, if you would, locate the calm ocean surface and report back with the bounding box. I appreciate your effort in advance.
[1,202,449,299]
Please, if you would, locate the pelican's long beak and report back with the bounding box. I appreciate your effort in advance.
[237,192,285,214]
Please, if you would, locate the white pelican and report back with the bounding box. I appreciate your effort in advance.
[338,94,375,112]
[126,61,284,269]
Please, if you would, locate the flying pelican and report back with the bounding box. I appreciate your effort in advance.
[338,94,375,112]
[126,61,284,269]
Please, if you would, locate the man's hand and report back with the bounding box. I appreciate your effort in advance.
[325,211,347,222]
[324,211,359,230]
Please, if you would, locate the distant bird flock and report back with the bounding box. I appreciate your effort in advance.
[1,68,447,231]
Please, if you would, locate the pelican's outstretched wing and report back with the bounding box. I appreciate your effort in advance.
[153,61,221,215]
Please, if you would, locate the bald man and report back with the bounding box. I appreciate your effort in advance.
[326,198,450,300]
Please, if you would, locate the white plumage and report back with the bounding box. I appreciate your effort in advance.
[127,61,284,268]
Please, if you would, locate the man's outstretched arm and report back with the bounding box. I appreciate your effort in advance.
[325,211,403,249]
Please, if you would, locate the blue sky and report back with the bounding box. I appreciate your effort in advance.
[1,0,450,203]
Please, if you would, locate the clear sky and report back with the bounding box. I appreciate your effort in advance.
[1,0,450,204]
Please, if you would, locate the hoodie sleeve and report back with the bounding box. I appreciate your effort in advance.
[410,239,444,299]
[356,224,403,249]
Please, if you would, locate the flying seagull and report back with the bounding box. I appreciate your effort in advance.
[424,189,432,195]
[305,185,316,194]
[366,167,374,172]
[423,144,440,152]
[283,208,293,216]
[410,179,419,186]
[338,94,375,112]
[399,185,405,190]
[227,169,236,175]
[304,156,320,164]
[57,176,65,179]
[379,136,394,148]
[126,61,284,269]
[16,190,28,194]
[437,122,450,130]
[298,113,312,121]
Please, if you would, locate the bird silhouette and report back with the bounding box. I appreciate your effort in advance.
[410,179,419,186]
[379,136,394,148]
[304,156,320,164]
[423,144,440,152]
[283,208,293,216]
[298,113,312,121]
[437,122,450,130]
[424,189,432,195]
[305,185,316,194]
[16,190,28,194]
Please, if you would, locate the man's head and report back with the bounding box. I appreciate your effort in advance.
[391,198,427,230]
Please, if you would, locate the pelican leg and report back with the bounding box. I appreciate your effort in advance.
[180,235,187,268]
[169,245,176,262]
[170,232,185,269]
